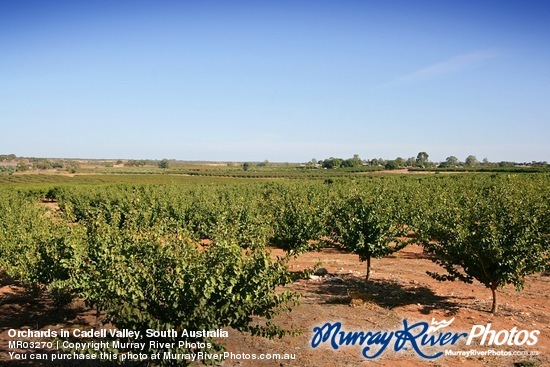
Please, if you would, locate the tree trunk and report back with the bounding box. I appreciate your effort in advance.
[490,285,498,314]
[365,255,371,283]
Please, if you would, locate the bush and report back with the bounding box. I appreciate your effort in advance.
[63,210,298,365]
[423,176,549,313]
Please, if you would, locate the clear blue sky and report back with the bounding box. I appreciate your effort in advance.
[1,0,549,162]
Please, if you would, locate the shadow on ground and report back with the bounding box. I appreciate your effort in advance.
[0,277,106,366]
[293,273,465,315]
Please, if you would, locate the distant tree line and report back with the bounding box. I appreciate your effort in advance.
[2,153,548,174]
[0,157,81,174]
[305,152,549,171]
[0,154,17,162]
[308,153,420,170]
[125,159,173,169]
[125,159,155,167]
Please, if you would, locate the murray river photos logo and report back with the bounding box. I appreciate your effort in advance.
[311,318,540,359]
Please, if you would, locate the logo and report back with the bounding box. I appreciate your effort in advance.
[466,324,539,346]
[426,317,455,334]
[310,319,539,360]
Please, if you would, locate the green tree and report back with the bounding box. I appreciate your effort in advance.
[0,154,16,162]
[331,188,407,282]
[267,183,327,253]
[415,152,429,167]
[322,157,342,169]
[242,162,251,171]
[342,154,362,167]
[65,161,80,173]
[65,212,298,365]
[33,159,53,170]
[444,156,459,167]
[423,178,549,313]
[16,162,29,172]
[465,155,478,167]
[158,159,170,169]
[52,160,64,169]
[384,160,399,170]
[0,166,16,175]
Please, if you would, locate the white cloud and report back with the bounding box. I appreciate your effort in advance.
[380,49,504,87]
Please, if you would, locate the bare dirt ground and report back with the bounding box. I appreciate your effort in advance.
[1,245,548,367]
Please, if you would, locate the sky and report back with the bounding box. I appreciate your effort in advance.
[1,0,549,162]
